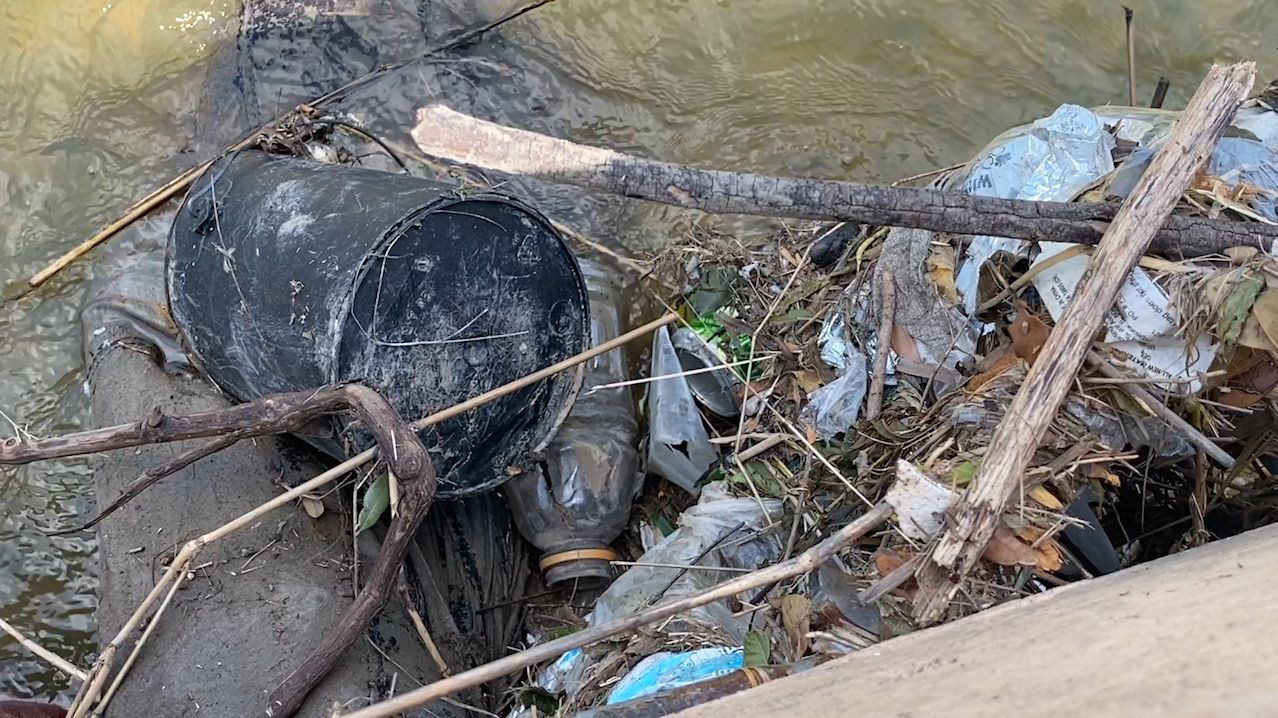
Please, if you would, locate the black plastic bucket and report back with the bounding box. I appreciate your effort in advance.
[166,151,589,496]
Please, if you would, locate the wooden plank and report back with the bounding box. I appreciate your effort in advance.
[672,524,1278,718]
[910,62,1256,625]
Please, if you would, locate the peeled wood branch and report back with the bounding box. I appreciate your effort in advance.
[910,62,1256,625]
[411,105,1278,258]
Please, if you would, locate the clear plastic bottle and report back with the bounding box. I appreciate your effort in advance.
[503,256,642,587]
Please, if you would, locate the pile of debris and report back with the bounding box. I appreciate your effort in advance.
[502,75,1278,716]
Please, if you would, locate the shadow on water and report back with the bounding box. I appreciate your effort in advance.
[3,0,1278,700]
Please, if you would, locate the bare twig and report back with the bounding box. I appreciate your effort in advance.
[268,456,435,717]
[1087,351,1235,468]
[340,503,892,718]
[92,574,184,716]
[0,617,86,682]
[1124,7,1138,106]
[396,572,451,678]
[70,386,430,718]
[70,449,371,718]
[51,434,241,536]
[865,271,896,421]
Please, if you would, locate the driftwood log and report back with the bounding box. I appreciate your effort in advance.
[909,63,1256,624]
[411,106,1278,258]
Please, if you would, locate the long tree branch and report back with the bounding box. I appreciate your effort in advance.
[411,104,1278,257]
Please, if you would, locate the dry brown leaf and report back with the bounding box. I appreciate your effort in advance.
[874,549,915,577]
[1218,388,1265,409]
[968,353,1024,392]
[1027,485,1063,510]
[1034,541,1064,572]
[778,594,811,660]
[1083,463,1121,486]
[301,496,325,519]
[1009,301,1051,363]
[890,324,923,363]
[926,245,961,305]
[1225,246,1260,265]
[1009,521,1064,573]
[982,526,1039,567]
[873,549,919,599]
[793,369,825,394]
[1240,289,1278,356]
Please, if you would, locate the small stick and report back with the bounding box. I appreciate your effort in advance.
[1087,351,1235,468]
[865,271,896,421]
[267,465,435,717]
[1124,7,1137,106]
[609,562,755,574]
[67,317,676,715]
[395,572,451,678]
[92,574,184,717]
[69,445,387,718]
[1192,450,1209,540]
[857,554,921,605]
[10,142,249,301]
[408,313,677,434]
[13,314,674,505]
[889,162,966,188]
[340,503,892,718]
[51,434,242,535]
[0,617,86,682]
[411,105,1278,258]
[735,434,787,463]
[1151,76,1171,108]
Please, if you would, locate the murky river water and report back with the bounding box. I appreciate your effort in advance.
[1,0,1276,701]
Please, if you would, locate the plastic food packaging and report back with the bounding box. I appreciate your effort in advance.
[590,483,783,643]
[646,326,718,494]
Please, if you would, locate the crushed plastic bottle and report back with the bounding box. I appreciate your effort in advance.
[503,256,642,587]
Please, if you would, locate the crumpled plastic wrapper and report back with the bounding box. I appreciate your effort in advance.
[801,311,868,439]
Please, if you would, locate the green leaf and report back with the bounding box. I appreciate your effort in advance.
[687,267,736,316]
[951,461,978,488]
[652,513,677,538]
[725,461,786,499]
[356,473,390,534]
[518,686,561,715]
[743,631,770,667]
[543,625,582,641]
[1219,274,1265,345]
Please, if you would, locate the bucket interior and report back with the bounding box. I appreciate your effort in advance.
[337,199,588,495]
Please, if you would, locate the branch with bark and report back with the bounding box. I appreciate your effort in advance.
[410,105,1278,258]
